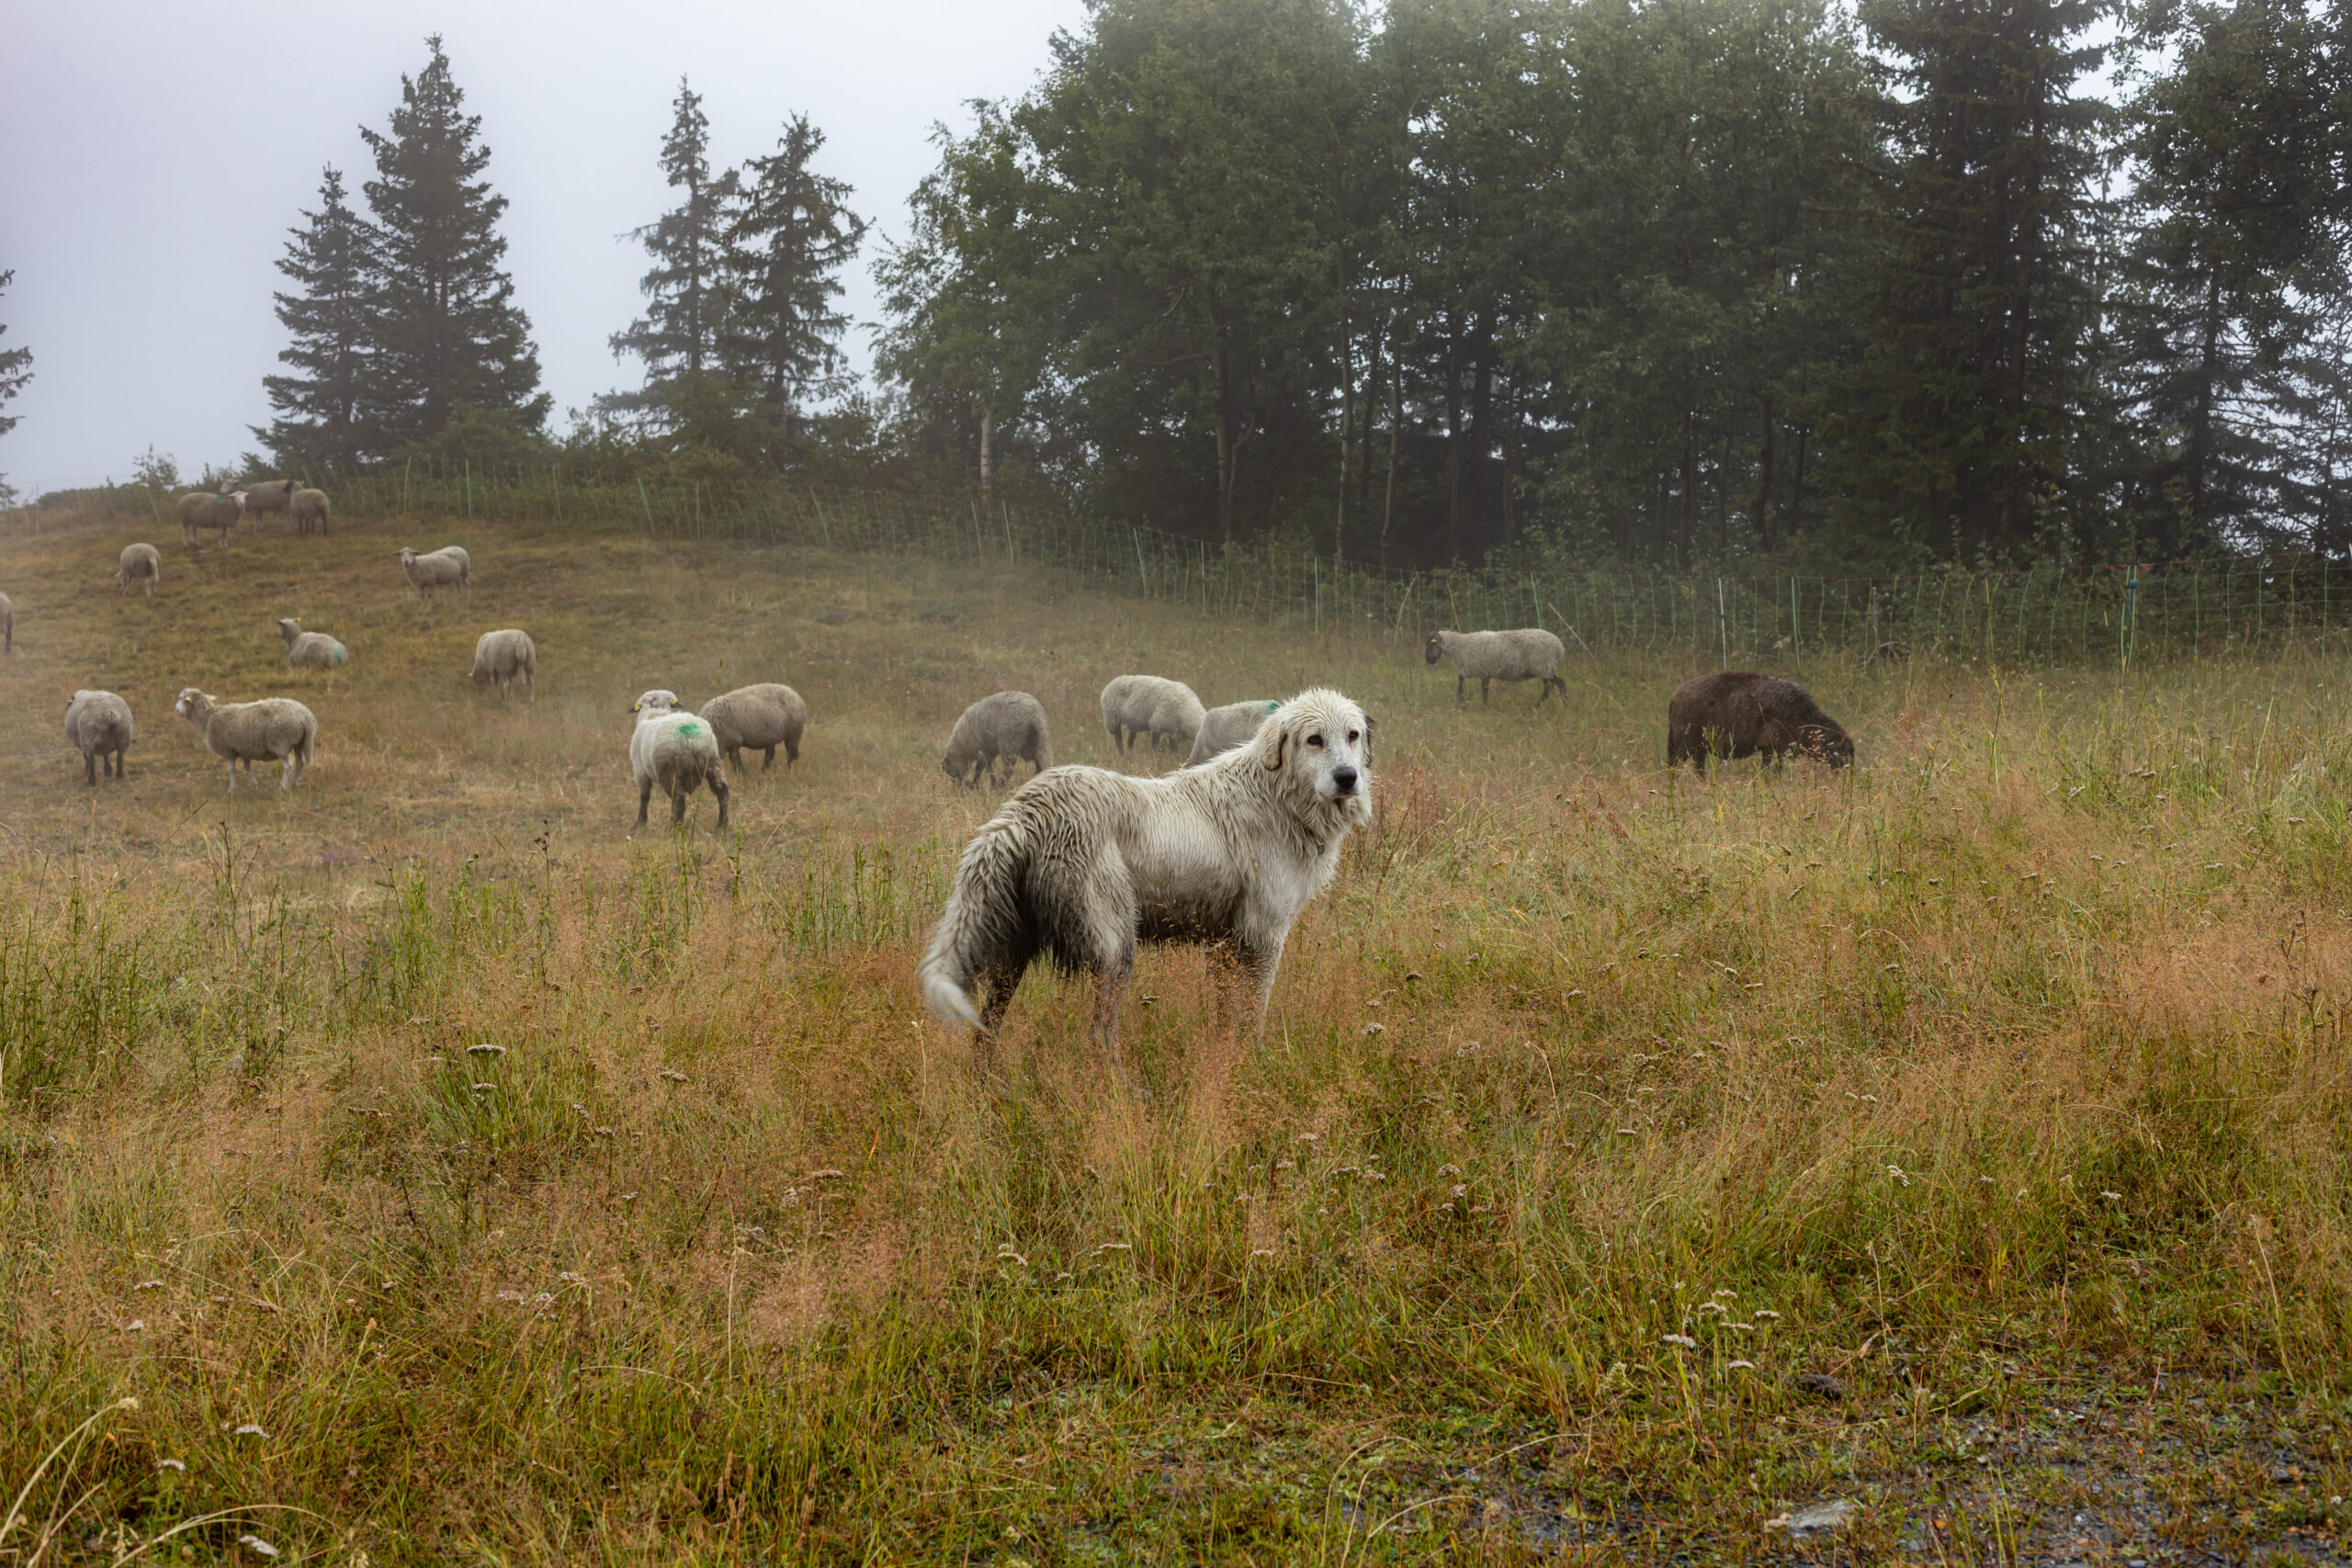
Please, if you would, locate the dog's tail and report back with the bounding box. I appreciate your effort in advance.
[919,813,1031,1028]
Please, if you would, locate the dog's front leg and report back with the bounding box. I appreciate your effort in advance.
[1091,949,1145,1098]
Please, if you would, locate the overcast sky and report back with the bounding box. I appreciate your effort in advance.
[0,0,1087,496]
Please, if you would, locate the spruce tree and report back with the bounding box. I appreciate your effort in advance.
[257,168,374,469]
[0,267,30,442]
[2119,0,2342,555]
[1835,0,2113,561]
[358,36,548,453]
[721,115,867,442]
[605,77,739,421]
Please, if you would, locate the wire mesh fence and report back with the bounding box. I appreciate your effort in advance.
[18,466,2344,668]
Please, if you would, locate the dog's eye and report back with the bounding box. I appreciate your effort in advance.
[1306,734,1324,748]
[1347,730,1360,743]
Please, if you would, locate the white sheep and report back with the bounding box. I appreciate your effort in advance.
[289,488,331,536]
[1184,699,1281,766]
[64,690,133,784]
[1099,674,1204,753]
[470,628,537,701]
[1424,628,1567,706]
[0,590,12,653]
[175,688,316,791]
[175,491,243,547]
[397,546,471,604]
[117,544,162,596]
[239,479,300,529]
[944,691,1052,786]
[701,682,807,771]
[629,690,729,828]
[277,617,350,670]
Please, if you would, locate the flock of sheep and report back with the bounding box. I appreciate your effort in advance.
[28,487,1854,825]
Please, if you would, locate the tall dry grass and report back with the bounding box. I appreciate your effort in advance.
[0,508,2346,1561]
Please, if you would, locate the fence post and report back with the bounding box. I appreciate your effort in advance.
[636,476,654,536]
[464,458,473,520]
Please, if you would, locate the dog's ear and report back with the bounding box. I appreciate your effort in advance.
[1261,716,1289,771]
[1360,710,1374,759]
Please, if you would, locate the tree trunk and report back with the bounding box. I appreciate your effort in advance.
[2185,267,2222,544]
[1443,333,1463,564]
[978,402,995,516]
[1381,324,1402,571]
[1753,394,1777,553]
[1209,288,1237,546]
[1335,318,1353,568]
[1679,410,1696,572]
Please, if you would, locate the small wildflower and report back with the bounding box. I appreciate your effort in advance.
[1250,1248,1275,1258]
[1753,1310,1781,1321]
[1730,1322,1755,1332]
[466,1043,505,1056]
[1294,1133,1318,1145]
[1362,1022,1385,1036]
[618,1191,638,1203]
[660,1068,689,1083]
[532,1292,554,1308]
[594,1126,614,1137]
[808,1168,845,1180]
[1437,1164,1462,1177]
[1727,1359,1757,1371]
[559,1271,585,1285]
[1886,1166,1911,1186]
[472,1083,495,1094]
[496,1290,526,1304]
[2100,1190,2122,1201]
[1616,1128,1638,1136]
[1661,1333,1698,1349]
[239,1535,280,1559]
[996,1249,1030,1268]
[1092,1242,1131,1255]
[1449,1183,1468,1200]
[1274,1158,1295,1170]
[232,1424,267,1438]
[157,1458,185,1472]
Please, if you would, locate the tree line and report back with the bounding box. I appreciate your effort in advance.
[254,2,2352,572]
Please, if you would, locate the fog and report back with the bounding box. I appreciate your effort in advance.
[0,0,1085,495]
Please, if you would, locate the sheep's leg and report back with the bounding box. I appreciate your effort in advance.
[763,746,776,772]
[84,752,96,786]
[973,965,1024,1080]
[281,751,299,790]
[637,780,653,826]
[710,773,730,829]
[785,736,798,767]
[1455,674,1465,704]
[671,785,689,825]
[224,759,238,794]
[1481,677,1492,705]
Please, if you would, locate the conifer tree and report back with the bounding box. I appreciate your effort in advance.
[720,115,867,441]
[605,77,740,421]
[0,266,30,442]
[358,36,548,452]
[257,168,373,468]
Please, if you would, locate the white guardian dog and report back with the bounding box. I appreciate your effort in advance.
[921,687,1373,1093]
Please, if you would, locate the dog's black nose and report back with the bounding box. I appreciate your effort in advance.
[1330,765,1358,793]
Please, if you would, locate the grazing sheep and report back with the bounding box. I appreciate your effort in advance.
[1185,699,1280,766]
[701,682,807,771]
[944,691,1053,787]
[1424,628,1567,706]
[63,690,132,784]
[277,617,350,670]
[238,479,299,529]
[469,628,537,701]
[921,688,1374,1092]
[0,590,12,653]
[117,544,161,596]
[289,488,331,536]
[174,688,316,791]
[175,491,243,547]
[1667,671,1853,773]
[397,546,471,604]
[629,690,729,828]
[1100,674,1205,753]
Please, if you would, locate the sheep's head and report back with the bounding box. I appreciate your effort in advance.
[631,689,682,719]
[397,547,418,566]
[1423,632,1449,666]
[230,491,250,513]
[174,688,209,721]
[277,618,300,641]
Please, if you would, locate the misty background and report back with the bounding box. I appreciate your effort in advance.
[0,0,1083,493]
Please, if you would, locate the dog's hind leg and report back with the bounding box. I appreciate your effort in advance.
[1091,947,1144,1098]
[974,965,1024,1080]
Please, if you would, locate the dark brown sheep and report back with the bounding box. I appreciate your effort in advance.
[1667,672,1853,773]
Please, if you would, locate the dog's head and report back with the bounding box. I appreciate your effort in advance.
[1258,687,1374,823]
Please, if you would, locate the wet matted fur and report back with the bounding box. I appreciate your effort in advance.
[921,687,1374,1093]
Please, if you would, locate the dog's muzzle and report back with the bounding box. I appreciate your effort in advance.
[1327,765,1360,796]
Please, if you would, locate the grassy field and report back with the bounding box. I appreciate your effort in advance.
[1,507,2348,1564]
